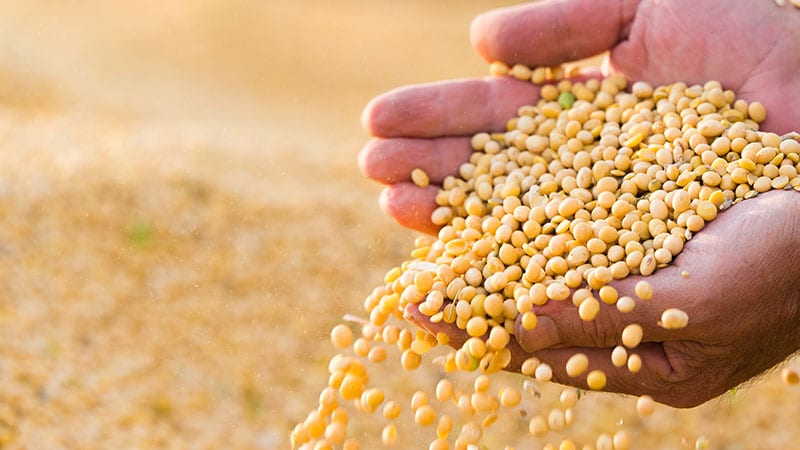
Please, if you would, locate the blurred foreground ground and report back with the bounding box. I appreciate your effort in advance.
[0,1,797,449]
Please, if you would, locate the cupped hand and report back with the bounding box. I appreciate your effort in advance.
[360,0,800,233]
[358,0,800,407]
[407,190,800,408]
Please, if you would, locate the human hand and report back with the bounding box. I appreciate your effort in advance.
[360,0,800,233]
[359,0,800,407]
[407,190,800,408]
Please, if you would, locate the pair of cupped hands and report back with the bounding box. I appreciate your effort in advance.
[358,0,800,408]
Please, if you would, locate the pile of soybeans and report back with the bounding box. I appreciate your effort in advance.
[291,63,800,450]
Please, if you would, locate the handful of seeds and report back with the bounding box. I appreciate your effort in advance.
[291,63,800,450]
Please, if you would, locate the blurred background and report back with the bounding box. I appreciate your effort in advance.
[0,1,797,449]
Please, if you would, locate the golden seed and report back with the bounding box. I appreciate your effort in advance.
[659,308,689,329]
[782,368,800,385]
[436,414,453,439]
[338,373,364,401]
[319,386,338,409]
[470,391,498,412]
[616,295,636,313]
[780,138,800,154]
[631,80,653,98]
[662,234,684,256]
[634,280,653,300]
[411,390,429,412]
[596,434,613,450]
[343,439,360,450]
[367,347,387,363]
[470,132,492,151]
[559,388,579,408]
[598,285,618,305]
[772,175,790,189]
[546,282,571,301]
[753,175,772,192]
[578,297,600,321]
[489,61,509,77]
[435,379,454,402]
[401,349,422,370]
[458,421,483,444]
[695,200,718,221]
[748,101,766,122]
[586,370,607,390]
[686,214,705,232]
[621,323,644,349]
[499,387,522,408]
[381,424,398,446]
[521,311,538,330]
[411,338,433,355]
[559,439,577,450]
[431,206,453,226]
[639,254,656,276]
[671,189,691,213]
[627,353,642,373]
[613,430,631,450]
[411,168,431,188]
[462,337,486,358]
[547,408,566,432]
[521,357,540,376]
[330,324,353,349]
[535,363,553,383]
[474,374,491,393]
[361,388,385,412]
[566,353,589,377]
[466,316,489,337]
[510,64,532,81]
[529,415,548,437]
[456,395,475,418]
[611,345,628,367]
[623,132,645,149]
[592,265,614,285]
[415,405,436,427]
[482,413,499,429]
[636,395,656,417]
[697,119,723,137]
[487,326,510,350]
[353,337,372,356]
[428,438,448,450]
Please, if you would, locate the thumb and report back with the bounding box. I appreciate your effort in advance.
[470,0,638,67]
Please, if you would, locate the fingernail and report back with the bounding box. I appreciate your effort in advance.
[518,316,561,352]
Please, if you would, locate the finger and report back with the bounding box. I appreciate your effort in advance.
[404,303,468,349]
[362,77,538,138]
[406,304,693,406]
[379,183,440,235]
[358,137,472,185]
[515,263,702,353]
[526,344,699,406]
[514,290,658,353]
[515,197,789,353]
[405,303,536,364]
[470,0,639,67]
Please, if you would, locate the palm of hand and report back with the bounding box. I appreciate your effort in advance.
[474,0,800,133]
[518,191,800,407]
[406,190,800,407]
[619,0,798,134]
